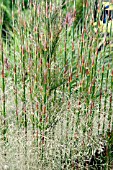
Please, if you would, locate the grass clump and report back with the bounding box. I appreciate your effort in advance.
[0,0,113,169]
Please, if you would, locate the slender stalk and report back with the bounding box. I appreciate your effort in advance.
[1,42,7,141]
[12,1,19,124]
[13,35,18,124]
[103,65,109,135]
[21,25,27,133]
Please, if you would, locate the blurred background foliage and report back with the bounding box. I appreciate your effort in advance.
[1,0,86,40]
[0,0,29,39]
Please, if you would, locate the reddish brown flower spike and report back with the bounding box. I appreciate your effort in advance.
[36,102,38,110]
[110,94,112,103]
[42,136,44,144]
[112,70,113,76]
[40,116,42,122]
[73,10,76,19]
[68,101,71,109]
[43,105,46,114]
[92,58,94,67]
[5,57,10,70]
[82,56,85,66]
[14,65,16,74]
[21,46,24,56]
[72,41,74,51]
[86,68,90,75]
[2,69,4,78]
[30,87,32,94]
[102,65,104,73]
[69,73,72,83]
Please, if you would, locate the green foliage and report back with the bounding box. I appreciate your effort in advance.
[1,0,29,40]
[1,0,12,39]
[75,0,83,25]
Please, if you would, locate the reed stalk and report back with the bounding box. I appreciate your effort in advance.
[21,25,27,133]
